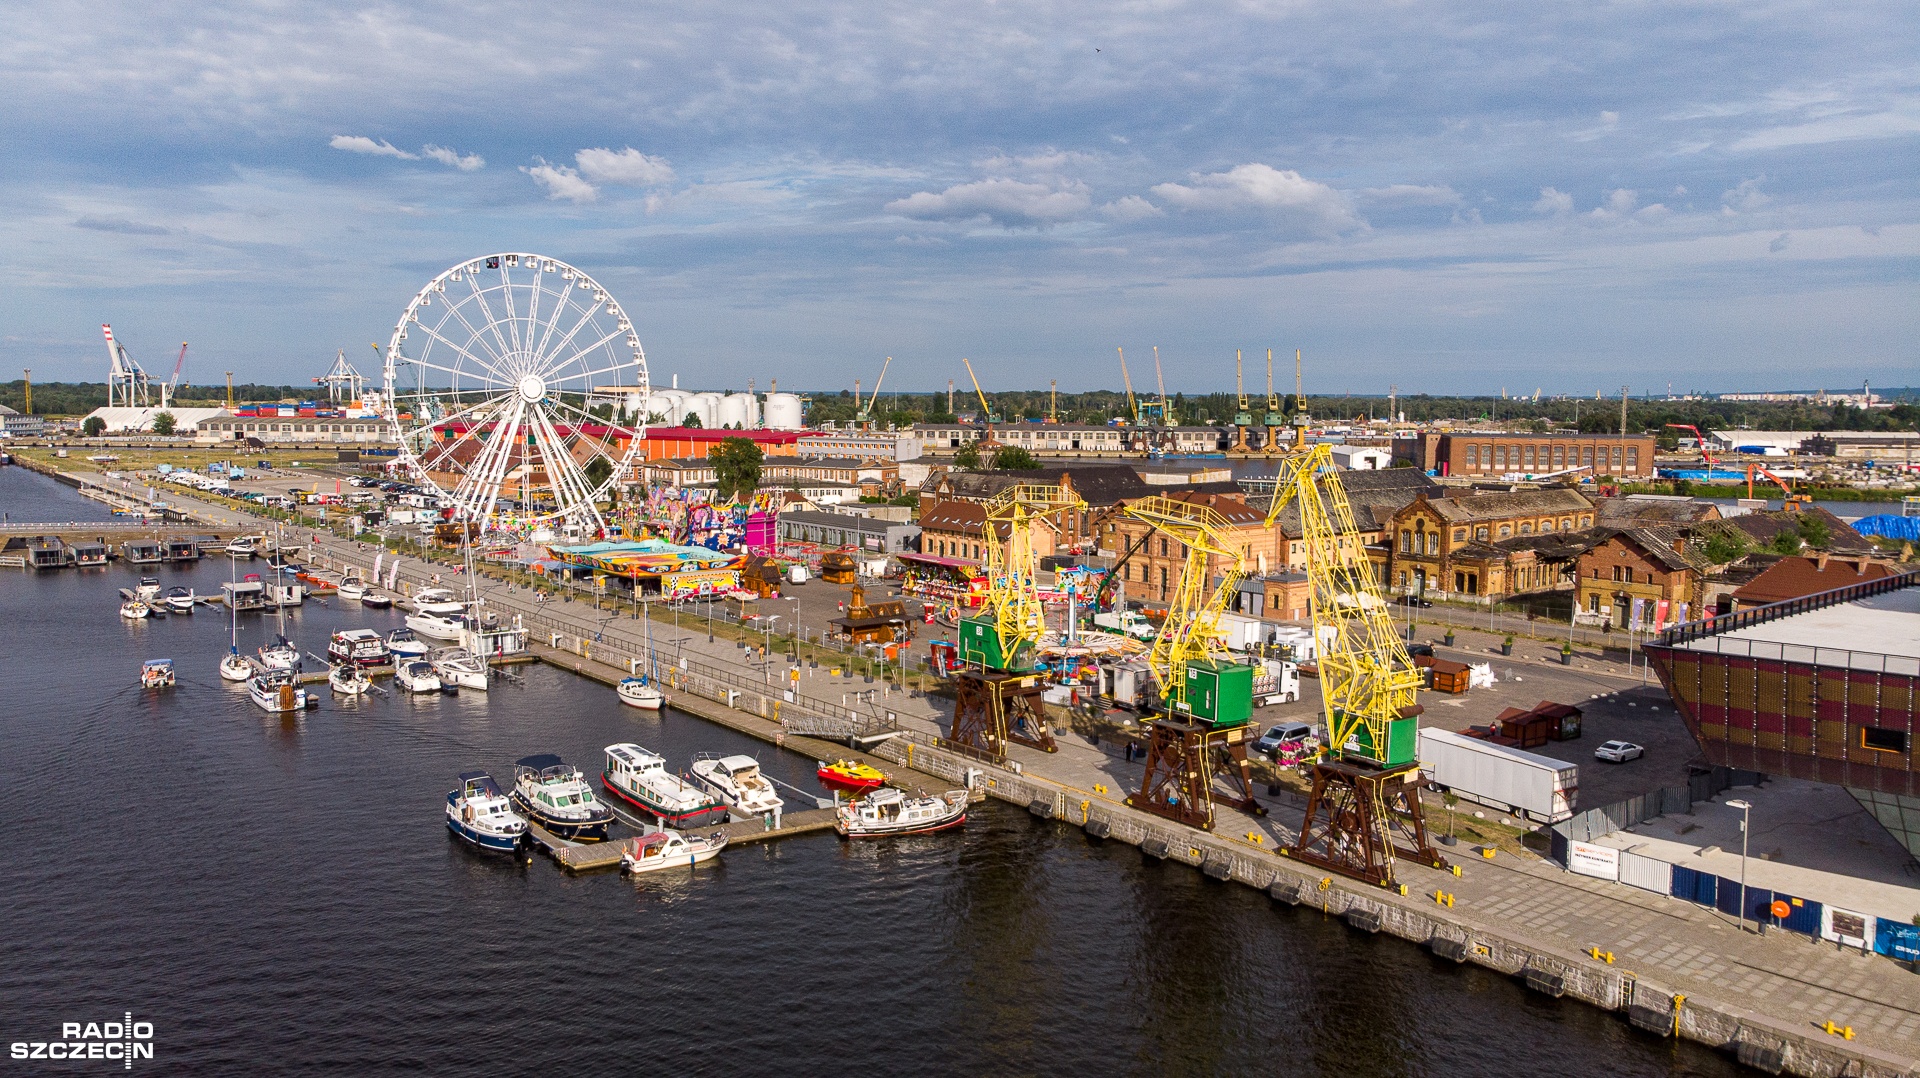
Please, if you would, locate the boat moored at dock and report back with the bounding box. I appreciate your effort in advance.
[429,646,489,691]
[134,577,162,601]
[408,588,466,616]
[834,788,969,838]
[225,535,260,558]
[688,753,785,819]
[817,759,886,794]
[406,611,468,641]
[512,754,613,842]
[335,578,367,602]
[220,650,255,682]
[329,664,371,696]
[602,744,728,828]
[223,579,267,612]
[327,628,391,668]
[164,586,196,614]
[446,772,528,855]
[119,600,150,620]
[121,540,162,565]
[620,827,726,874]
[394,660,443,694]
[616,676,665,710]
[386,627,430,658]
[257,635,301,673]
[248,669,311,713]
[360,592,393,609]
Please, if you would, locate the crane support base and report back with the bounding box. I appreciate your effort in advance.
[1290,759,1448,888]
[1125,719,1266,832]
[948,669,1056,757]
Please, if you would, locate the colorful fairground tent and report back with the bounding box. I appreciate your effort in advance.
[897,552,990,611]
[542,539,748,601]
[610,486,780,553]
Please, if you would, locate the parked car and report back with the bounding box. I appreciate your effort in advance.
[1396,595,1434,608]
[1594,740,1645,763]
[1253,722,1315,759]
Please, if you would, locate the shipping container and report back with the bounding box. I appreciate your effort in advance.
[1418,728,1578,823]
[1182,660,1253,727]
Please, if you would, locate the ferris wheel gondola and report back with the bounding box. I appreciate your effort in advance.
[383,253,647,535]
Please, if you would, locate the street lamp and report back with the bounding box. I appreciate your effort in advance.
[1727,798,1753,933]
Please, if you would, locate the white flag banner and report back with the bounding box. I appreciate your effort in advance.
[373,553,384,580]
[387,560,401,590]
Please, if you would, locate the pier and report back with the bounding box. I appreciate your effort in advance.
[527,807,843,872]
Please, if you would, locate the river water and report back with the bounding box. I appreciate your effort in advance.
[0,464,1742,1076]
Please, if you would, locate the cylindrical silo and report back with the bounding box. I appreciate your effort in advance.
[716,393,749,429]
[690,392,722,429]
[763,393,803,430]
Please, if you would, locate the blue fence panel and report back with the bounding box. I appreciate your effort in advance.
[1777,897,1823,936]
[1875,921,1920,963]
[1714,876,1748,916]
[1671,866,1717,906]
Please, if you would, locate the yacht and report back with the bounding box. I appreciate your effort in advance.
[616,675,665,710]
[328,664,371,696]
[446,772,528,855]
[336,578,367,602]
[140,659,176,689]
[327,628,391,667]
[405,611,468,641]
[687,754,785,819]
[386,627,431,659]
[164,586,196,614]
[834,787,969,838]
[220,651,255,682]
[601,744,728,828]
[225,535,260,558]
[360,591,393,609]
[408,588,466,615]
[429,646,489,691]
[248,669,310,713]
[135,577,162,601]
[394,660,443,694]
[119,600,151,620]
[511,754,614,842]
[620,828,726,875]
[257,635,301,673]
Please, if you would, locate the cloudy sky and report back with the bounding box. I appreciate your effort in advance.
[2,1,1915,395]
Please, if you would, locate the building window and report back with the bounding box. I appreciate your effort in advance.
[1519,523,1532,535]
[1160,567,1168,591]
[1553,446,1565,468]
[1523,446,1535,469]
[1539,520,1552,533]
[1611,446,1623,468]
[1494,447,1506,470]
[1426,533,1438,556]
[1582,447,1593,468]
[1862,727,1908,753]
[1465,446,1478,468]
[1498,525,1511,538]
[1401,532,1412,553]
[1452,529,1465,543]
[1627,447,1638,469]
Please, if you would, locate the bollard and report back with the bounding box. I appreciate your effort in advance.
[1480,846,1496,859]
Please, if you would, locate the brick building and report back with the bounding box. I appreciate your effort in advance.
[1397,431,1657,478]
[1100,492,1273,611]
[917,500,1059,565]
[1383,487,1596,600]
[1574,527,1712,628]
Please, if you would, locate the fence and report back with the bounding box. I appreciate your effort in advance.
[1549,765,1762,847]
[1654,568,1920,649]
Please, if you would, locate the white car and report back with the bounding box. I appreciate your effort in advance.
[1595,740,1645,763]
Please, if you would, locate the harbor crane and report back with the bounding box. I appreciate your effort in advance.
[102,324,152,408]
[1262,348,1287,452]
[315,349,369,404]
[949,483,1088,757]
[960,357,999,445]
[1151,346,1172,426]
[853,355,892,429]
[1230,350,1253,452]
[1664,423,1719,468]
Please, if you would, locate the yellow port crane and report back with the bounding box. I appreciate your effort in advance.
[960,357,999,445]
[853,355,892,429]
[1230,349,1253,452]
[1259,442,1447,886]
[949,482,1087,756]
[1118,494,1266,829]
[1117,346,1140,425]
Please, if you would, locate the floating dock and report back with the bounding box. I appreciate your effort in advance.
[528,807,840,872]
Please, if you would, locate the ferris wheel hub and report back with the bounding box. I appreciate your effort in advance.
[517,373,547,403]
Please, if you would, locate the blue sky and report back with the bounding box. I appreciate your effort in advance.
[2,0,1916,396]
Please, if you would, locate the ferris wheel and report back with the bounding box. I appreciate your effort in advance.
[383,253,647,534]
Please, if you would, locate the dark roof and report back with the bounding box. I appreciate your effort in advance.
[1725,507,1875,554]
[1020,463,1154,506]
[1495,526,1608,560]
[1414,487,1594,524]
[1597,526,1712,573]
[1594,495,1722,527]
[514,753,566,770]
[1259,467,1441,535]
[1731,555,1900,606]
[919,500,992,537]
[778,509,901,532]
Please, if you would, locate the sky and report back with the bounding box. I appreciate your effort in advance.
[1,0,1916,397]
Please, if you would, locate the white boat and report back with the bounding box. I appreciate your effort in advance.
[164,586,196,613]
[140,658,176,689]
[361,592,393,609]
[386,627,430,658]
[248,669,310,713]
[687,753,785,818]
[329,664,371,695]
[225,535,260,558]
[327,628,391,667]
[601,744,728,828]
[446,772,528,855]
[135,577,162,601]
[405,612,468,641]
[257,635,301,673]
[120,600,150,620]
[429,646,489,691]
[336,579,367,602]
[620,827,726,874]
[408,587,466,615]
[511,754,614,842]
[394,659,442,693]
[616,676,665,710]
[220,651,255,682]
[835,787,970,838]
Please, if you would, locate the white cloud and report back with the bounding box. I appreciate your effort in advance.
[978,149,1095,174]
[421,144,484,171]
[575,147,675,186]
[885,178,1091,227]
[521,160,598,203]
[1359,184,1461,207]
[1531,187,1574,216]
[1149,164,1359,235]
[1769,232,1792,253]
[1099,195,1163,222]
[1588,188,1639,221]
[1600,110,1619,127]
[1722,177,1770,213]
[329,135,415,159]
[1729,109,1920,152]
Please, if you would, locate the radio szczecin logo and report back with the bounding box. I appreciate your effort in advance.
[11,1015,153,1068]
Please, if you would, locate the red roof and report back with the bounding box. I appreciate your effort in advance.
[641,427,802,444]
[1732,555,1897,606]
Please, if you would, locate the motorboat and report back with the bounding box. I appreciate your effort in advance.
[511,754,614,842]
[257,635,301,673]
[329,664,371,696]
[225,535,260,558]
[601,744,728,828]
[360,592,393,609]
[248,669,311,713]
[336,579,367,602]
[688,754,785,818]
[135,577,162,601]
[220,650,255,682]
[386,627,430,659]
[817,759,887,794]
[616,676,665,710]
[835,787,969,838]
[327,628,391,668]
[164,586,196,614]
[405,611,468,641]
[430,647,489,691]
[620,828,726,875]
[408,587,466,616]
[119,600,150,620]
[140,659,176,689]
[446,772,528,855]
[394,660,443,694]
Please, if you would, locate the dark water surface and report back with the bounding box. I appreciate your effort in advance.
[0,475,1743,1076]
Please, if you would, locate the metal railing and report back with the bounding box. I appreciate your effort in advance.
[1653,568,1920,649]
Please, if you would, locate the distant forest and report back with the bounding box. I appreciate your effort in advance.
[3,380,1914,439]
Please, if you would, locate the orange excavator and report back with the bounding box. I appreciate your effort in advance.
[1748,464,1812,511]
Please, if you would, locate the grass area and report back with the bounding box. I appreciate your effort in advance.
[14,444,350,474]
[1621,479,1915,502]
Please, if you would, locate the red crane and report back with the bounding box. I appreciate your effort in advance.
[1664,423,1717,467]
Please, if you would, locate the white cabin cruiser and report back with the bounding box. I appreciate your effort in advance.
[135,577,162,601]
[225,535,260,558]
[405,612,468,641]
[429,646,489,691]
[394,660,443,694]
[687,754,785,818]
[601,744,728,828]
[616,676,665,710]
[446,772,528,855]
[360,592,393,609]
[408,588,466,616]
[164,586,196,613]
[327,628,391,668]
[511,755,613,842]
[336,578,367,602]
[835,787,969,838]
[329,664,371,696]
[386,627,430,658]
[248,669,310,713]
[257,635,301,673]
[140,659,176,689]
[620,827,726,875]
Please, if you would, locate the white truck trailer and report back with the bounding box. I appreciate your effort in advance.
[1417,728,1578,824]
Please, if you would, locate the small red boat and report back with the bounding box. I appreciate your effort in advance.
[817,759,886,794]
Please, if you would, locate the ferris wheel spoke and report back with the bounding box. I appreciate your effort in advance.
[464,274,522,368]
[539,406,613,526]
[409,324,512,387]
[475,400,528,524]
[437,295,512,371]
[413,410,495,477]
[528,282,580,368]
[550,396,635,469]
[530,297,609,378]
[526,408,598,528]
[545,326,630,381]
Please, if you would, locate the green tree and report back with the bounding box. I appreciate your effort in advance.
[1795,513,1830,550]
[582,455,613,489]
[953,442,982,470]
[150,411,176,436]
[711,436,763,502]
[1770,529,1803,555]
[82,416,106,437]
[682,412,703,428]
[991,445,1038,470]
[1701,528,1750,564]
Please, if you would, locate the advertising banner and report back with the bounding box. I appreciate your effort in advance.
[1567,841,1621,881]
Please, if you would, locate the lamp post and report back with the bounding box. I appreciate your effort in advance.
[1727,798,1753,933]
[790,597,801,660]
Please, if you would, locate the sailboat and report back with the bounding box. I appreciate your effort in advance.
[257,534,300,673]
[617,608,666,709]
[220,557,254,682]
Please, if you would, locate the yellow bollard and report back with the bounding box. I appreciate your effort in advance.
[1396,883,1408,896]
[1450,864,1463,877]
[1480,846,1496,859]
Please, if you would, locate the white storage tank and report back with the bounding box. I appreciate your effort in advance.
[651,390,689,425]
[763,393,804,430]
[716,393,750,429]
[690,392,722,429]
